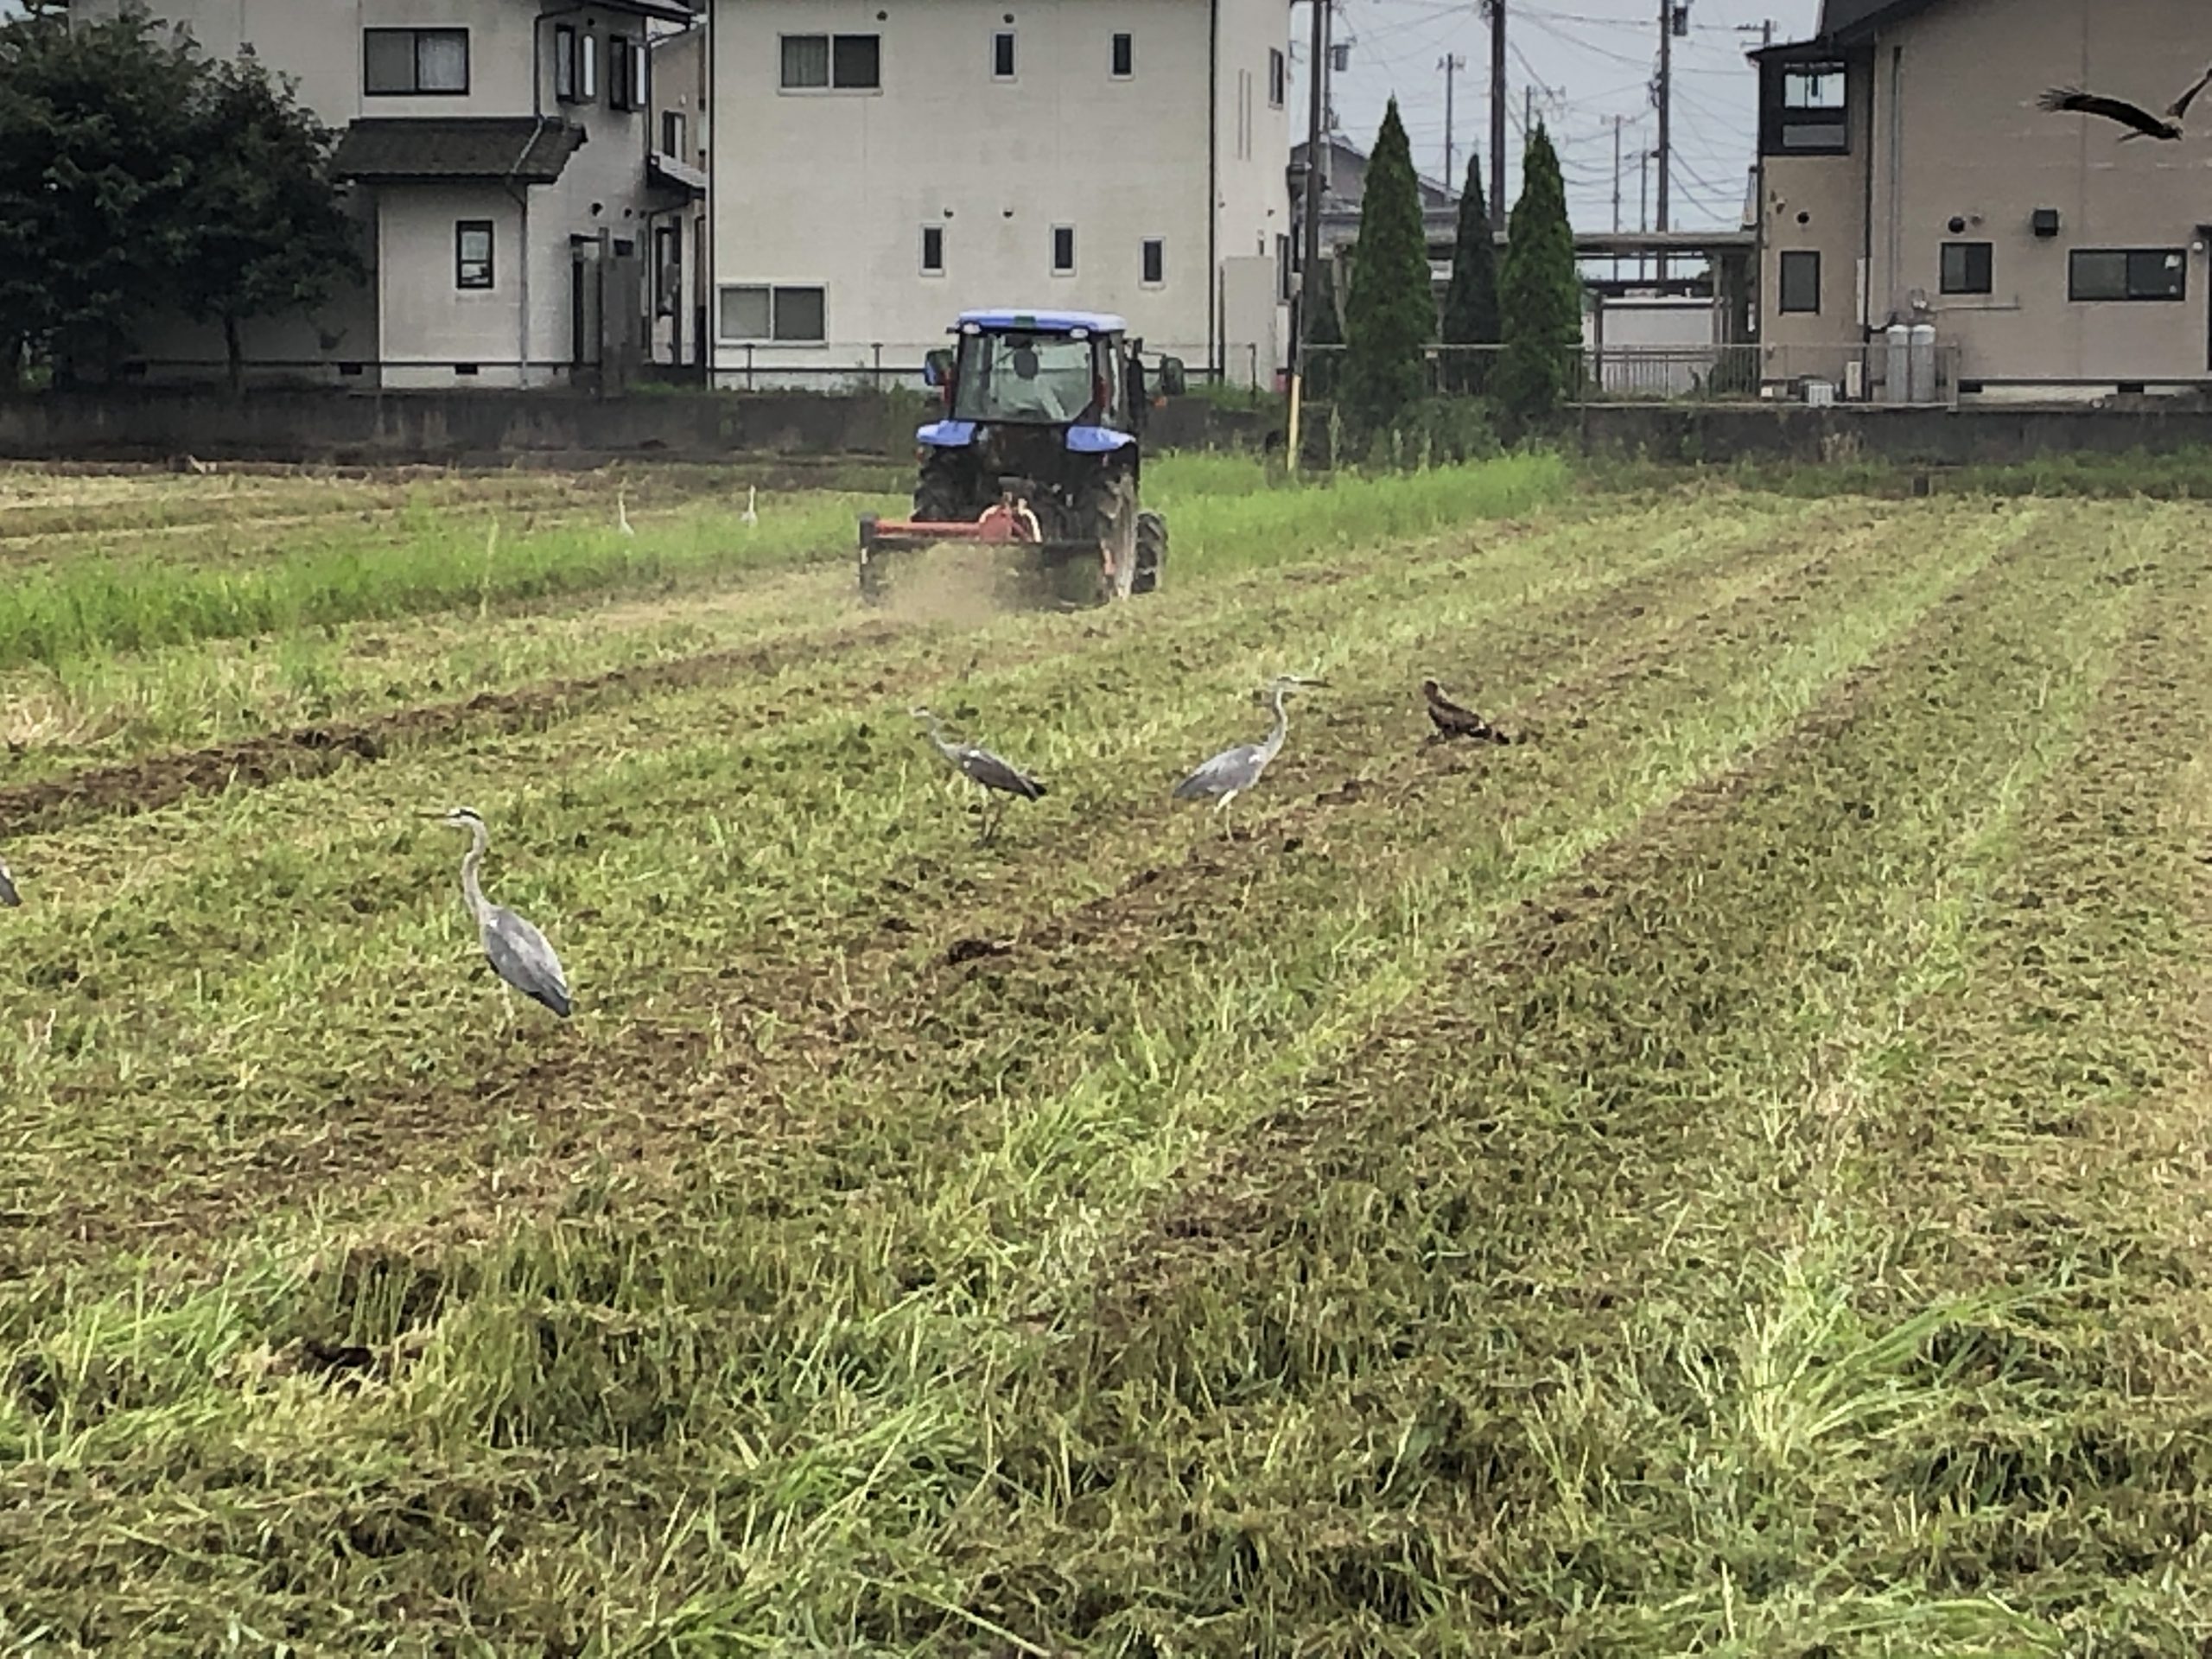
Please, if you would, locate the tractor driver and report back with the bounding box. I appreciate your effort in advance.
[995,338,1090,422]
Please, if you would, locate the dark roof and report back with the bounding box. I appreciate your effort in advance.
[331,118,586,184]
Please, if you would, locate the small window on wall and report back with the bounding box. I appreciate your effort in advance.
[1052,225,1076,276]
[456,220,493,289]
[993,30,1016,79]
[1111,32,1134,78]
[1778,249,1821,314]
[1141,238,1164,286]
[581,31,598,100]
[2069,247,2186,301]
[1268,47,1286,108]
[921,225,944,275]
[554,25,577,101]
[718,283,828,341]
[610,36,635,110]
[365,27,468,95]
[1940,241,1993,296]
[654,225,680,318]
[663,111,686,157]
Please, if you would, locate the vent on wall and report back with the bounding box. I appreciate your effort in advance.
[2031,208,2060,238]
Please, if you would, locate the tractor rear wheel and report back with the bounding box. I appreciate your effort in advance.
[915,452,967,523]
[1133,509,1166,594]
[1077,466,1139,603]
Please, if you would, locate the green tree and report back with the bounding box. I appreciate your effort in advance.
[1339,99,1434,430]
[1440,149,1501,396]
[1495,122,1584,429]
[0,8,201,384]
[179,54,363,396]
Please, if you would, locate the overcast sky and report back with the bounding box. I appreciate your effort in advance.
[1293,0,1825,231]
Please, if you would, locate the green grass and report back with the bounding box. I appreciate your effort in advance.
[2,459,2211,1654]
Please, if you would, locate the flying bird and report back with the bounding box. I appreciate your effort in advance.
[436,807,572,1019]
[0,853,18,907]
[912,706,1046,841]
[1422,677,1509,743]
[2037,66,2212,141]
[1173,675,1327,817]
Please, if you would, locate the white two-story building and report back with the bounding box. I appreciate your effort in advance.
[705,0,1295,389]
[78,0,698,388]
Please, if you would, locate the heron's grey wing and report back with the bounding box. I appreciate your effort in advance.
[961,744,1047,799]
[0,859,17,907]
[484,906,573,1017]
[2171,63,2212,119]
[1173,742,1263,799]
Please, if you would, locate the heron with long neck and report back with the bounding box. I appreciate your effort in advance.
[1173,674,1327,816]
[437,807,572,1019]
[912,705,1047,842]
[0,852,18,907]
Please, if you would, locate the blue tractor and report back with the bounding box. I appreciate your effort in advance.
[857,308,1186,607]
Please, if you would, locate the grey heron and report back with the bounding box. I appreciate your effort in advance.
[1422,677,1508,743]
[437,807,572,1019]
[741,485,759,527]
[1173,674,1327,814]
[912,705,1047,842]
[616,484,635,537]
[0,853,18,907]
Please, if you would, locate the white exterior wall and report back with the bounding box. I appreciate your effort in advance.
[1212,0,1294,386]
[74,0,667,389]
[709,0,1292,384]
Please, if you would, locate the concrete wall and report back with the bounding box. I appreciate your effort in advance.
[0,388,1274,464]
[706,0,1289,381]
[1577,400,2212,464]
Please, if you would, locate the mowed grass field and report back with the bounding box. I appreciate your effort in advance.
[3,451,2211,1655]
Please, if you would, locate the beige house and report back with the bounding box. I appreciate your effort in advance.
[1754,0,2212,399]
[77,0,697,389]
[704,0,1295,390]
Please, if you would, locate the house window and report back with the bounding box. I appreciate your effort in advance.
[1141,238,1164,286]
[1052,225,1076,276]
[717,283,828,341]
[455,220,493,289]
[1940,241,1993,296]
[631,35,650,109]
[1763,60,1847,154]
[921,225,944,275]
[581,31,598,100]
[663,111,686,157]
[606,35,641,111]
[654,225,681,318]
[1276,232,1292,302]
[1778,250,1821,314]
[993,30,1015,79]
[2069,248,2187,301]
[780,34,880,91]
[554,24,577,101]
[364,28,468,96]
[1268,47,1286,108]
[1111,32,1134,78]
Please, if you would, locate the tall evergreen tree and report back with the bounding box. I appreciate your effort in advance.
[1339,99,1435,429]
[1440,149,1502,395]
[1496,122,1583,428]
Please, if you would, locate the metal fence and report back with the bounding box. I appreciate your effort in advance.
[1295,341,1965,408]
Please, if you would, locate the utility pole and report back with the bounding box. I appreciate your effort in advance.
[1656,0,1684,279]
[1440,54,1465,187]
[1486,0,1506,233]
[1290,0,1332,471]
[1612,114,1624,283]
[1524,83,1534,138]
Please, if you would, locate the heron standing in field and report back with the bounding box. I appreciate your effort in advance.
[436,807,572,1019]
[912,705,1047,841]
[741,485,760,527]
[616,484,636,537]
[0,852,18,907]
[1173,674,1327,817]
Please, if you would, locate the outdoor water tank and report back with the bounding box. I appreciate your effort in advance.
[1907,322,1937,403]
[1882,322,1910,404]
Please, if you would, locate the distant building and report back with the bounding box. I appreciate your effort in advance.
[703,0,1294,391]
[1752,0,2212,399]
[73,0,696,389]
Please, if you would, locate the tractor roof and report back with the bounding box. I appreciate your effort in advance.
[955,308,1128,335]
